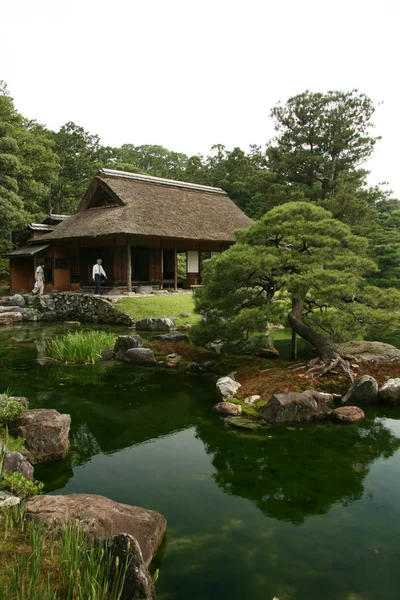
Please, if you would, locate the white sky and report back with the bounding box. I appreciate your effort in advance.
[1,0,399,196]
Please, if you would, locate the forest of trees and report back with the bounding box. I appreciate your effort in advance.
[1,82,400,289]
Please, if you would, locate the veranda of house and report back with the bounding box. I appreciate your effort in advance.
[8,169,253,293]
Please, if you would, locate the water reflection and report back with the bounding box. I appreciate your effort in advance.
[196,415,400,523]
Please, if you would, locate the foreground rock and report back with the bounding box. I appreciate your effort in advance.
[135,317,176,331]
[0,311,22,325]
[114,334,143,360]
[213,402,242,416]
[339,341,400,362]
[9,409,71,463]
[124,348,157,366]
[330,406,365,422]
[261,391,334,424]
[379,378,400,405]
[216,376,241,401]
[25,494,167,566]
[151,333,189,343]
[342,375,379,405]
[110,533,155,600]
[2,451,34,480]
[224,416,262,430]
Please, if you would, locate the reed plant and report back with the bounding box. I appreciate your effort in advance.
[45,331,117,365]
[0,507,130,600]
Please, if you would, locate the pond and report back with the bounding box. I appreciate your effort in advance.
[2,323,400,600]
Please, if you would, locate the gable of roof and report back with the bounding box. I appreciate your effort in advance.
[42,169,254,242]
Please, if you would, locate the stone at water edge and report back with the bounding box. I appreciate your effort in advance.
[135,317,176,331]
[8,408,71,464]
[0,395,29,409]
[213,402,242,416]
[151,333,189,343]
[216,376,241,401]
[379,379,400,405]
[224,416,262,430]
[0,312,22,325]
[124,347,157,366]
[114,334,143,360]
[2,451,34,480]
[330,406,365,422]
[24,494,167,567]
[260,391,334,424]
[341,374,379,405]
[101,348,115,361]
[244,395,261,405]
[165,353,181,367]
[110,533,156,600]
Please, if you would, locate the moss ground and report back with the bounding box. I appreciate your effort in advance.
[116,295,200,327]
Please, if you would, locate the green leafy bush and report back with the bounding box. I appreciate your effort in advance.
[0,395,24,425]
[45,330,117,364]
[0,472,44,499]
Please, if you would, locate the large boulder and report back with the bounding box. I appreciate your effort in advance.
[2,451,34,480]
[330,406,365,423]
[8,409,71,463]
[0,294,26,308]
[124,348,157,366]
[213,402,242,416]
[339,341,400,362]
[110,533,156,600]
[342,374,379,404]
[260,391,334,424]
[216,376,241,400]
[114,335,143,360]
[151,333,189,343]
[25,494,167,566]
[379,378,400,405]
[135,318,176,331]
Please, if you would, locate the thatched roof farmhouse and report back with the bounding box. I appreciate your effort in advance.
[9,169,253,293]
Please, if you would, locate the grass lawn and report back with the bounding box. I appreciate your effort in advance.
[116,295,200,326]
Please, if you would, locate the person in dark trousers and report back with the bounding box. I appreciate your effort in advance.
[92,259,107,294]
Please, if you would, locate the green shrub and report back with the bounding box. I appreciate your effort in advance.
[0,472,44,499]
[45,330,117,364]
[0,395,24,425]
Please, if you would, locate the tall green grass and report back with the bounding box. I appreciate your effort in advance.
[0,507,129,599]
[45,331,117,365]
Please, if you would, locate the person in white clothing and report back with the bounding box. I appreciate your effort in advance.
[32,260,45,295]
[92,259,107,295]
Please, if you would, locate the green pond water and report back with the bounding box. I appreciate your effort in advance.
[2,324,400,600]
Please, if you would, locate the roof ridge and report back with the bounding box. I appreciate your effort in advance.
[98,168,227,195]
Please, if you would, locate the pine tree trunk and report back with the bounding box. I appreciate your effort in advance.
[288,298,341,359]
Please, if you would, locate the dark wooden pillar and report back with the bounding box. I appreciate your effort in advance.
[160,240,164,289]
[174,241,178,290]
[127,237,132,292]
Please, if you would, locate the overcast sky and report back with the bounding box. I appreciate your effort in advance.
[2,0,399,196]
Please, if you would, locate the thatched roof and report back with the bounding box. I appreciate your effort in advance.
[42,169,253,243]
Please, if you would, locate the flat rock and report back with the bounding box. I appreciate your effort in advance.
[124,348,157,366]
[260,391,334,424]
[379,378,400,405]
[0,490,20,508]
[2,451,34,480]
[24,494,167,566]
[151,333,189,343]
[340,341,400,362]
[331,406,365,422]
[224,416,262,430]
[342,374,379,404]
[135,317,176,331]
[114,335,143,360]
[213,402,242,416]
[216,376,241,400]
[8,408,71,463]
[0,312,22,324]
